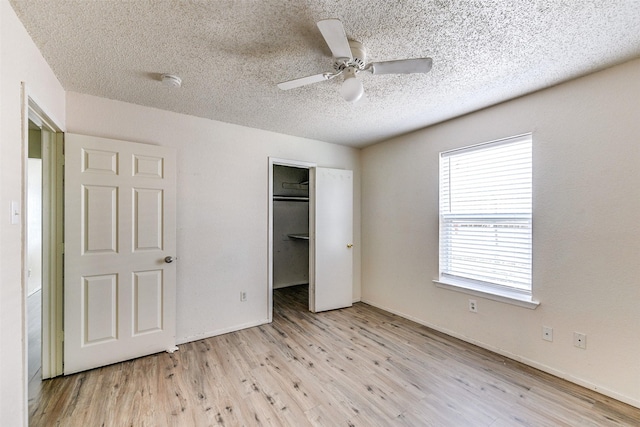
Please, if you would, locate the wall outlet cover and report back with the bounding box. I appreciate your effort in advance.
[573,332,586,349]
[468,299,478,313]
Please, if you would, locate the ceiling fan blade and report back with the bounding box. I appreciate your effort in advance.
[277,72,336,90]
[369,58,433,75]
[317,19,352,60]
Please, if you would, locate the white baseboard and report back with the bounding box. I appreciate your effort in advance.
[360,298,639,409]
[176,318,270,345]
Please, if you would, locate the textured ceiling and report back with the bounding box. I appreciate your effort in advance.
[9,1,640,148]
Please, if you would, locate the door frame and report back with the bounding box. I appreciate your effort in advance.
[21,84,65,389]
[267,157,316,322]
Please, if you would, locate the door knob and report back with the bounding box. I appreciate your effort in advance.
[164,256,174,263]
[346,244,353,248]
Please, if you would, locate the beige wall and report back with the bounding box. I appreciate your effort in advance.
[361,58,640,407]
[65,92,362,344]
[0,0,66,424]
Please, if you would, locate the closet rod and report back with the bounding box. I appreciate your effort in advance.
[273,196,309,202]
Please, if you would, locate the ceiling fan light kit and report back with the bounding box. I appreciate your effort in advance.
[277,19,432,103]
[340,68,364,103]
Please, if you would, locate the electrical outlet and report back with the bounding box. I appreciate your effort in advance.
[573,332,586,349]
[468,299,477,313]
[240,291,247,302]
[542,326,553,342]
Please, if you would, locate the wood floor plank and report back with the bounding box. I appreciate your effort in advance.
[29,285,640,426]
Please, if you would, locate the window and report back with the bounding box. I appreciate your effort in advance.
[438,134,533,303]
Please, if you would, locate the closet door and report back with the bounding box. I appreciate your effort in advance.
[309,167,353,312]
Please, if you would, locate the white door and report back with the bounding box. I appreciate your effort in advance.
[309,167,353,312]
[64,134,177,374]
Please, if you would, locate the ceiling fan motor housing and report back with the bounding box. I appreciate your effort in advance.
[333,40,367,72]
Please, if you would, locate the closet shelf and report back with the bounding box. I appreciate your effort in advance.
[273,196,309,202]
[282,182,309,190]
[288,233,310,240]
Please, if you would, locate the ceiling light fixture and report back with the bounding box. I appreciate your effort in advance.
[161,74,182,88]
[340,67,364,103]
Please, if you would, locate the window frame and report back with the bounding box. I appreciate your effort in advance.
[434,134,539,309]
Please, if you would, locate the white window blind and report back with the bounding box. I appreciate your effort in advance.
[439,134,532,294]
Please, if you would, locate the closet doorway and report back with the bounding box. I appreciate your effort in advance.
[268,158,354,322]
[269,159,314,318]
[272,163,311,307]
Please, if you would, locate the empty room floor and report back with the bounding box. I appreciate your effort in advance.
[29,285,640,426]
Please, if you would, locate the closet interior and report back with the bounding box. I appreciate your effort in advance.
[272,165,309,290]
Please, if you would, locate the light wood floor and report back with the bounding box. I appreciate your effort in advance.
[29,285,640,426]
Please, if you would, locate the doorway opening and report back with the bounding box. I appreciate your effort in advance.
[272,164,310,314]
[27,120,43,402]
[268,158,315,322]
[27,119,43,394]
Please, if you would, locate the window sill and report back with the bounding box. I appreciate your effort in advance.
[433,278,540,309]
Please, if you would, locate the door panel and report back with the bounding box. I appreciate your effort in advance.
[133,270,163,334]
[133,188,163,251]
[83,274,117,344]
[310,167,353,312]
[82,185,117,253]
[64,133,176,374]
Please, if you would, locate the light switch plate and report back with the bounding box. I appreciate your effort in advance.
[11,201,20,224]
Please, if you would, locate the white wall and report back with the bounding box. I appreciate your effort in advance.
[361,58,640,407]
[65,92,362,343]
[0,0,66,425]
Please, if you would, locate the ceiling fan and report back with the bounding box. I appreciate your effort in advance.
[277,19,433,103]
